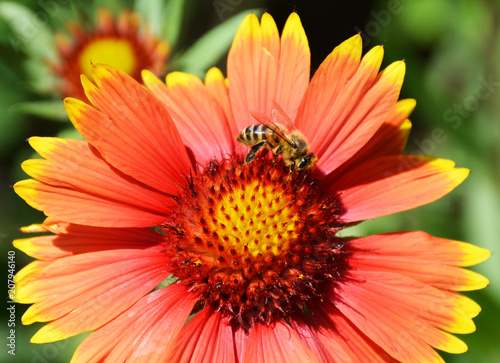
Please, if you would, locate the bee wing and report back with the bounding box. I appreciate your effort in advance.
[270,100,297,132]
[249,110,294,146]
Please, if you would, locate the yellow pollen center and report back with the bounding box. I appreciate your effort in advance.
[78,37,137,78]
[214,180,298,257]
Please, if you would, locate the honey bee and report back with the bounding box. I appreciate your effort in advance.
[236,102,317,176]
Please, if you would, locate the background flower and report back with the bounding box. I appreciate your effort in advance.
[0,0,255,121]
[1,0,499,362]
[50,7,170,101]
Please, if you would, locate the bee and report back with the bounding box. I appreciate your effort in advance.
[236,102,317,177]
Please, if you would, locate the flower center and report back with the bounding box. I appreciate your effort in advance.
[78,37,137,78]
[162,156,346,327]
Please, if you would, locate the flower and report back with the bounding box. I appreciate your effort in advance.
[51,8,169,100]
[13,12,489,362]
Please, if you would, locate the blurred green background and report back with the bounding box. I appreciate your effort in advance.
[1,0,498,362]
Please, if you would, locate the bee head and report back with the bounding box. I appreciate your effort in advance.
[297,153,318,171]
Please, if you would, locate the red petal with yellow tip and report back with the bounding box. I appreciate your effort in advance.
[228,13,310,130]
[346,231,490,292]
[333,98,416,178]
[274,12,310,121]
[330,155,469,221]
[142,70,236,165]
[14,221,163,260]
[301,54,406,175]
[15,246,169,343]
[294,34,362,151]
[71,284,197,363]
[333,270,471,360]
[228,13,278,130]
[14,137,174,227]
[66,64,191,194]
[204,67,236,133]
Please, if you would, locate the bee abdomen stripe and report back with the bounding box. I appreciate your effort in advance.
[271,130,281,144]
[244,126,254,141]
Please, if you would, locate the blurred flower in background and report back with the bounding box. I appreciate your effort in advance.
[51,8,169,101]
[0,0,254,121]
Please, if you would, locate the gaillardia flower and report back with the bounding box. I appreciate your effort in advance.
[51,8,169,100]
[14,13,489,362]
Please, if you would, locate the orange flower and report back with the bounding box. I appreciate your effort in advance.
[14,13,489,362]
[51,8,168,100]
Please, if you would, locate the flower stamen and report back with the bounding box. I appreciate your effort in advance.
[163,155,347,327]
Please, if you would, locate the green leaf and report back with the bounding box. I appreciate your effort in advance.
[0,81,24,158]
[24,58,58,95]
[134,0,164,35]
[56,127,84,140]
[174,9,262,77]
[161,0,186,48]
[10,100,68,122]
[0,1,55,59]
[154,274,179,290]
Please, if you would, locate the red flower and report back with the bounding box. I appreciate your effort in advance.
[14,13,489,362]
[50,8,168,100]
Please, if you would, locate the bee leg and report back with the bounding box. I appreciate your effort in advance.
[298,170,309,190]
[287,160,296,181]
[272,144,283,165]
[274,144,284,155]
[245,151,256,164]
[243,141,268,166]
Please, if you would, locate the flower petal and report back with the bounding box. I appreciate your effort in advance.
[14,220,164,260]
[373,98,415,154]
[163,308,245,363]
[67,63,191,194]
[14,247,169,343]
[333,98,416,178]
[292,316,351,363]
[228,13,279,130]
[14,137,174,227]
[346,231,490,292]
[71,284,197,363]
[295,34,361,144]
[142,69,235,165]
[334,270,472,360]
[244,319,318,363]
[205,67,236,133]
[275,12,310,121]
[303,51,406,175]
[295,35,367,158]
[228,12,310,131]
[329,155,469,222]
[295,303,399,362]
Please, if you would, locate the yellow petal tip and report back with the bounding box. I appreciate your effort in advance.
[165,72,201,87]
[335,34,363,59]
[381,60,406,86]
[205,67,224,84]
[449,167,470,187]
[282,12,308,51]
[234,12,260,43]
[362,45,384,69]
[141,68,156,81]
[19,223,46,233]
[396,98,417,115]
[455,241,491,267]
